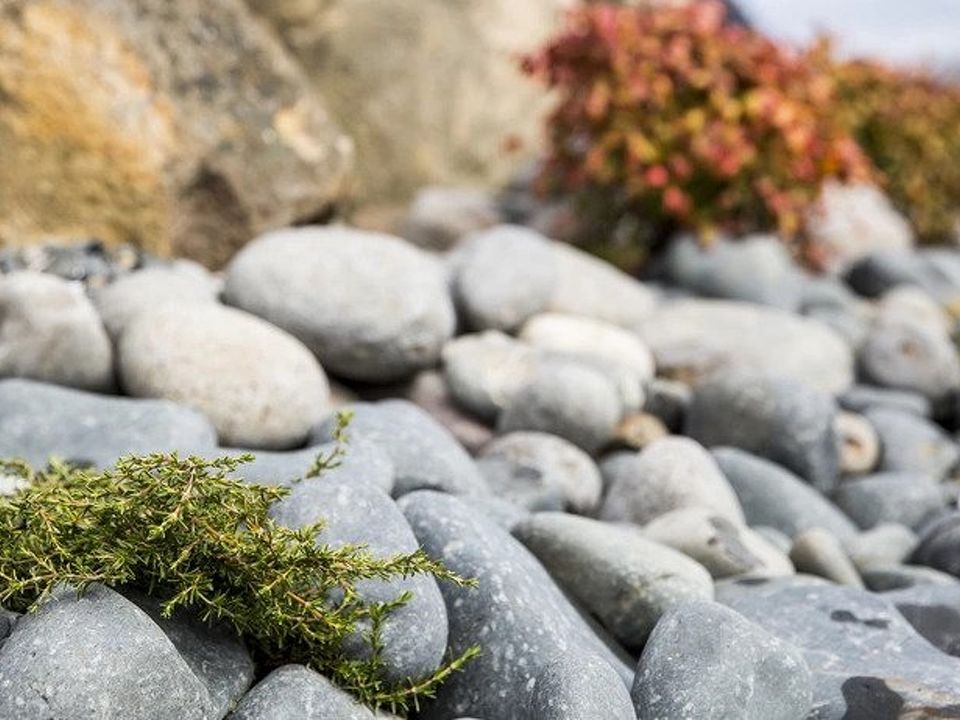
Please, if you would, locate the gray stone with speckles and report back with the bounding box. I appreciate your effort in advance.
[632,601,812,720]
[0,585,213,720]
[398,491,633,720]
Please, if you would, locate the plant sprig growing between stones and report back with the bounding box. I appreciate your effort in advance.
[0,454,479,713]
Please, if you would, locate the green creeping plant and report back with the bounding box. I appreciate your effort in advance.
[0,435,478,715]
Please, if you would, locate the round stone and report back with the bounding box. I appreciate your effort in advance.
[477,431,603,514]
[94,260,218,339]
[686,370,841,493]
[497,358,622,453]
[0,271,113,392]
[600,436,744,526]
[223,226,455,382]
[451,225,557,332]
[518,312,655,383]
[119,303,329,449]
[633,601,813,720]
[860,319,960,402]
[637,299,854,393]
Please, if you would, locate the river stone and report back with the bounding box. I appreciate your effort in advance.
[123,590,253,719]
[718,578,960,719]
[119,303,330,450]
[312,400,487,496]
[398,491,633,720]
[270,476,447,682]
[633,601,812,720]
[230,665,375,720]
[833,473,946,531]
[839,384,931,417]
[637,299,854,394]
[863,564,960,592]
[529,653,635,720]
[910,512,960,576]
[877,286,953,337]
[0,378,217,468]
[451,225,557,332]
[865,408,960,479]
[600,437,744,526]
[211,439,394,493]
[0,0,353,267]
[497,357,622,453]
[844,523,919,572]
[477,432,602,514]
[687,370,841,493]
[846,249,960,307]
[401,186,499,251]
[441,331,539,422]
[835,411,880,476]
[789,528,864,588]
[547,242,657,328]
[519,312,655,384]
[662,233,805,310]
[223,226,455,382]
[860,319,960,402]
[643,507,794,579]
[805,181,914,275]
[93,261,218,339]
[514,512,713,650]
[0,271,113,392]
[405,370,495,455]
[713,448,859,541]
[0,585,213,720]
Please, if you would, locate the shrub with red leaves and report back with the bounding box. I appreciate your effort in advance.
[522,1,875,266]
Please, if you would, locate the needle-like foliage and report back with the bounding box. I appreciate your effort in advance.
[0,452,478,714]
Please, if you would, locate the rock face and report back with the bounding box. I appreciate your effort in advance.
[0,271,114,392]
[119,303,330,449]
[515,513,714,650]
[0,0,353,267]
[399,491,633,720]
[637,300,854,393]
[245,0,573,204]
[718,578,960,719]
[0,378,217,468]
[224,227,455,382]
[0,585,214,720]
[632,601,813,720]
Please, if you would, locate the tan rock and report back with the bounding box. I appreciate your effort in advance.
[0,0,353,267]
[247,0,575,204]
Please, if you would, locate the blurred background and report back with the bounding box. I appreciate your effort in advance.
[743,0,960,71]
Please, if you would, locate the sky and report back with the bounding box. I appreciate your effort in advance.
[738,0,960,71]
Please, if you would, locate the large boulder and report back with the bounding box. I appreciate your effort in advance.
[245,0,573,204]
[0,0,353,267]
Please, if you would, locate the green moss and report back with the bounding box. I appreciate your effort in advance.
[0,438,478,714]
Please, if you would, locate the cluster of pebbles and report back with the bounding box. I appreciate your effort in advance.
[1,186,960,719]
